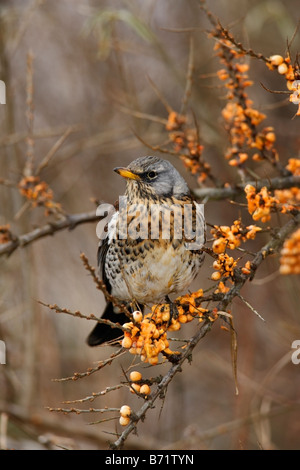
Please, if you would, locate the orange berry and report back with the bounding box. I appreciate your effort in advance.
[212,238,227,254]
[178,314,187,324]
[119,416,130,426]
[211,271,222,281]
[129,371,142,382]
[148,356,159,365]
[213,260,222,270]
[120,405,131,417]
[168,319,181,331]
[130,383,141,394]
[161,310,170,322]
[122,336,133,349]
[140,384,151,395]
[269,55,284,66]
[265,132,276,143]
[132,311,143,323]
[278,63,288,75]
[129,347,137,355]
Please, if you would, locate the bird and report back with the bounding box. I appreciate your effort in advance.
[87,155,205,346]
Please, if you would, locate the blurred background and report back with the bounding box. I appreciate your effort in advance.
[0,0,299,450]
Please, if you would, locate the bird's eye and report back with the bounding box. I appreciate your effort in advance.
[147,171,157,179]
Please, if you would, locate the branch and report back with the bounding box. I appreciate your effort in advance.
[0,210,99,257]
[79,253,132,317]
[217,211,300,312]
[193,175,300,201]
[38,301,130,334]
[52,348,126,382]
[111,319,212,449]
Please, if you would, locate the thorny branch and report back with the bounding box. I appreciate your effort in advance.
[110,211,300,448]
[0,173,298,257]
[193,175,300,201]
[41,209,300,447]
[111,320,213,450]
[38,301,130,335]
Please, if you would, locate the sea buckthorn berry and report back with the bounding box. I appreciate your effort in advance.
[265,132,276,143]
[120,405,131,417]
[140,384,151,395]
[277,63,288,75]
[211,271,222,281]
[178,314,187,323]
[119,416,130,426]
[168,319,181,331]
[129,371,142,382]
[280,228,300,275]
[212,238,227,254]
[161,309,170,322]
[148,356,159,366]
[269,55,284,66]
[130,383,141,394]
[132,311,143,323]
[122,336,133,349]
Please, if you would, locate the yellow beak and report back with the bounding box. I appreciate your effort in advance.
[114,167,141,181]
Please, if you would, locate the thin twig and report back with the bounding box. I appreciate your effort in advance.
[180,35,194,116]
[147,75,173,113]
[193,174,300,201]
[0,210,100,257]
[38,301,130,333]
[62,384,125,404]
[47,407,120,415]
[52,348,126,382]
[80,253,132,317]
[36,126,78,175]
[23,51,35,177]
[238,293,266,322]
[132,130,180,156]
[116,104,168,125]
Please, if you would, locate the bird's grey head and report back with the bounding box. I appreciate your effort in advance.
[114,156,190,200]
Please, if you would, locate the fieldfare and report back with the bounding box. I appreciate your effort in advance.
[87,156,205,346]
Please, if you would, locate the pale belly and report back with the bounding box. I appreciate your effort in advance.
[106,242,202,304]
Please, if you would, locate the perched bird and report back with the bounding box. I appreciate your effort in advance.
[87,156,205,346]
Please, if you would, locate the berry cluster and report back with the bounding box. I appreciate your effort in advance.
[245,185,278,223]
[119,404,131,427]
[121,289,214,365]
[214,37,285,169]
[129,370,151,396]
[211,220,262,254]
[275,159,300,213]
[210,220,263,292]
[211,254,237,281]
[18,175,61,215]
[267,54,299,116]
[280,228,300,275]
[215,41,270,167]
[119,371,152,427]
[165,110,210,184]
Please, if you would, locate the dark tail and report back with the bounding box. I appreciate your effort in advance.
[87,302,129,346]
